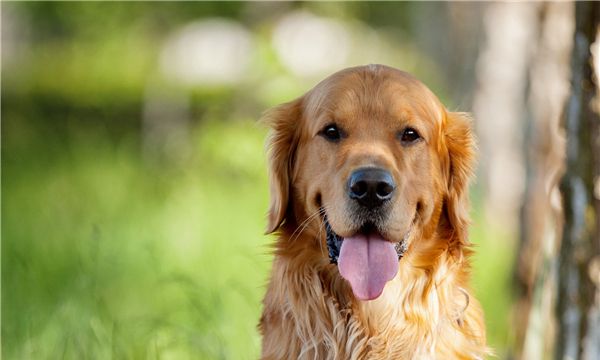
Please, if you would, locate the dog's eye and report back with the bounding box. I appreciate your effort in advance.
[401,128,420,143]
[321,125,341,141]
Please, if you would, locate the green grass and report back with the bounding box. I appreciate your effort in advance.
[469,207,517,358]
[2,119,272,359]
[2,117,513,359]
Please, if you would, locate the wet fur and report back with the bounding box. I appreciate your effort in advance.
[259,65,489,359]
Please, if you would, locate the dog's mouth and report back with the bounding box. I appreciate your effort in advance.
[322,212,412,301]
[324,215,410,265]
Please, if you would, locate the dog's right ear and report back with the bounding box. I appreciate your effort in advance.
[260,97,304,234]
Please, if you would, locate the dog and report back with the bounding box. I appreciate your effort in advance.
[258,65,489,359]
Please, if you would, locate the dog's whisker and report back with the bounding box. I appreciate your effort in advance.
[289,208,324,239]
[289,206,332,244]
[288,211,319,242]
[283,217,318,253]
[281,209,324,253]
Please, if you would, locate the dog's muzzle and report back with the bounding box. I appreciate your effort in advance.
[323,215,410,265]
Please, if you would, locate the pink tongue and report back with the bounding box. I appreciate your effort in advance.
[338,233,399,301]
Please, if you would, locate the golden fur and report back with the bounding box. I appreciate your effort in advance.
[259,65,489,360]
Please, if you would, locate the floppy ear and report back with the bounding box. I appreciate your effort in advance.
[442,111,477,247]
[260,97,304,234]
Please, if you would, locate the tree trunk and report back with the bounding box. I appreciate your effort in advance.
[556,2,600,360]
[515,3,574,360]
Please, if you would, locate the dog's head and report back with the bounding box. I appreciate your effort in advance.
[261,65,476,301]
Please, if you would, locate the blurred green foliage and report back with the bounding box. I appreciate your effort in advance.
[3,118,270,359]
[2,2,515,359]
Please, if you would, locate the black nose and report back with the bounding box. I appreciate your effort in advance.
[348,168,395,209]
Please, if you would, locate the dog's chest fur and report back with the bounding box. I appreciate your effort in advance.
[354,274,441,360]
[260,249,484,360]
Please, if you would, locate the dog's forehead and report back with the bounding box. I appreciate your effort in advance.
[303,67,443,136]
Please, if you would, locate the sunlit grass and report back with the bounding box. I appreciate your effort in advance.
[469,206,517,358]
[2,119,272,359]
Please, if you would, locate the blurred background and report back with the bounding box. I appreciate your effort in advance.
[2,2,598,360]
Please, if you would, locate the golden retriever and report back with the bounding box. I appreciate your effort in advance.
[259,65,489,359]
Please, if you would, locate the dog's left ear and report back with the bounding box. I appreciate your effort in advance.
[260,97,304,234]
[442,111,477,247]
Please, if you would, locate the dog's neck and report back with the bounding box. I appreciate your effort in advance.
[262,226,485,360]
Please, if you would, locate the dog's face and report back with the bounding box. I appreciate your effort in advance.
[262,65,475,301]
